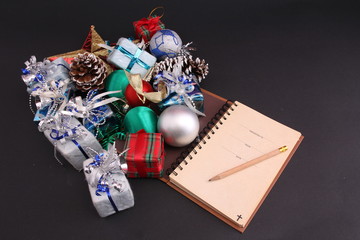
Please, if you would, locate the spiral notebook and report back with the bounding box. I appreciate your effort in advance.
[163,96,303,232]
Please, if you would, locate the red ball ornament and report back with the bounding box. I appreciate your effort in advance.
[125,80,155,107]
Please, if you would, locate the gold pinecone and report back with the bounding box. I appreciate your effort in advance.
[69,52,107,92]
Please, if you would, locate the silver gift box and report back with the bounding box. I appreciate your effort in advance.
[44,118,103,170]
[83,158,135,217]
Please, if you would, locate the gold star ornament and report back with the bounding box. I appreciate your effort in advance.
[48,25,109,64]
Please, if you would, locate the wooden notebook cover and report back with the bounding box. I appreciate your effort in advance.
[165,100,303,233]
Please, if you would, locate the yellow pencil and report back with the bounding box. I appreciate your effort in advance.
[209,146,288,181]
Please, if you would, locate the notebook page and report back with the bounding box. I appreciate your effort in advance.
[169,101,301,227]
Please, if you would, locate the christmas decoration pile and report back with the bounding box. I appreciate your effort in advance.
[21,9,209,217]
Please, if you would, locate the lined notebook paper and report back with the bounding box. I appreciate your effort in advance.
[168,101,303,231]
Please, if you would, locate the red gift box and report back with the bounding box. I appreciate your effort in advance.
[123,130,165,178]
[133,15,165,42]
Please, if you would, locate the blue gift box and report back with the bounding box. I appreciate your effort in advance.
[82,104,113,133]
[107,38,156,77]
[76,91,125,149]
[153,71,204,113]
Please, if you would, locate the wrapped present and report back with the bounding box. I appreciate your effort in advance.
[41,115,103,170]
[107,38,156,77]
[21,56,71,94]
[21,57,70,93]
[63,90,125,149]
[97,100,130,149]
[153,69,205,116]
[83,145,134,217]
[47,57,71,82]
[133,14,165,42]
[83,103,113,133]
[21,56,53,93]
[123,130,165,178]
[21,56,74,121]
[31,79,73,121]
[84,104,126,149]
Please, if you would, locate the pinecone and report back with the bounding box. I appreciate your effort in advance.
[69,52,107,92]
[186,57,209,82]
[153,55,209,82]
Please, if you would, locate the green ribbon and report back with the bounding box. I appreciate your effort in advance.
[98,101,128,150]
[100,132,127,150]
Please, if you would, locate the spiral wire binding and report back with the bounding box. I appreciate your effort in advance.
[167,100,238,176]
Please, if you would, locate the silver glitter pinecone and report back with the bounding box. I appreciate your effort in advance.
[153,55,209,82]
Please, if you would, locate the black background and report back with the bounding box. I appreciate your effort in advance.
[2,0,360,239]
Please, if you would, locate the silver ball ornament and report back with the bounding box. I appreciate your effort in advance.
[157,105,199,147]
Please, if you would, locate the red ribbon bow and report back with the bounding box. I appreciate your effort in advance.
[133,16,164,42]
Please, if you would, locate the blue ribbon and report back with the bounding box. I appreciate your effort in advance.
[153,72,204,113]
[49,127,89,159]
[56,63,70,71]
[21,68,30,74]
[88,153,105,167]
[71,139,89,159]
[83,104,110,132]
[114,45,150,71]
[96,176,119,213]
[34,73,45,83]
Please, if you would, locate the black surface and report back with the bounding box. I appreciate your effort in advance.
[2,0,360,239]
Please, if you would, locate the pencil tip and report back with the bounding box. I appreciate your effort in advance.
[209,176,218,181]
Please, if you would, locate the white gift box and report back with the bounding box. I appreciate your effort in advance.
[24,57,71,94]
[107,38,156,77]
[44,118,103,170]
[83,158,134,217]
[48,57,70,82]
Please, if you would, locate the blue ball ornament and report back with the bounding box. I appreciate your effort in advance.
[149,29,183,60]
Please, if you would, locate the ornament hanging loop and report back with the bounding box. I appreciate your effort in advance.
[149,6,165,18]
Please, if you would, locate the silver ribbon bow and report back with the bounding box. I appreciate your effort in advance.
[22,56,72,119]
[31,78,71,119]
[62,90,123,127]
[22,56,57,86]
[38,113,88,165]
[38,113,87,144]
[84,145,129,191]
[22,56,70,89]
